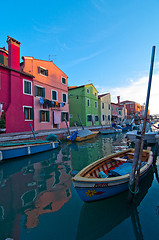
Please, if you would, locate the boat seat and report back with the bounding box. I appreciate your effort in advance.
[126,152,134,156]
[112,157,127,162]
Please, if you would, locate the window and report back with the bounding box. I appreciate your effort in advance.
[23,107,34,120]
[95,92,97,97]
[62,112,69,121]
[87,99,90,107]
[34,85,45,97]
[52,90,58,101]
[87,115,92,122]
[23,79,32,95]
[109,104,110,110]
[38,66,48,76]
[87,88,90,94]
[130,104,134,108]
[112,107,113,111]
[119,110,121,115]
[62,77,66,84]
[102,103,104,109]
[40,110,49,122]
[108,115,110,121]
[62,93,67,103]
[102,115,105,121]
[95,101,97,108]
[95,115,98,121]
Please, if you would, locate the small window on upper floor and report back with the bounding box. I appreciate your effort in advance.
[23,79,32,95]
[95,92,97,97]
[62,77,66,84]
[95,101,97,108]
[102,103,104,109]
[62,93,67,103]
[38,66,48,76]
[52,90,58,101]
[87,88,90,94]
[35,86,45,97]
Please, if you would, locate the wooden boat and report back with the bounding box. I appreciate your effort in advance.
[67,129,98,142]
[126,130,157,144]
[99,128,116,135]
[0,139,59,161]
[72,148,153,202]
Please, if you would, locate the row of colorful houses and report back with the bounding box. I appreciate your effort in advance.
[0,36,148,133]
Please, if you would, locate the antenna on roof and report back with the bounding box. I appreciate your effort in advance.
[48,54,57,61]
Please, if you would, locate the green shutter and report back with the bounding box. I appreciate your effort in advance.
[46,111,50,122]
[45,70,48,76]
[42,88,45,97]
[62,112,64,121]
[34,86,37,96]
[38,66,41,73]
[31,108,34,120]
[0,55,4,64]
[40,110,42,122]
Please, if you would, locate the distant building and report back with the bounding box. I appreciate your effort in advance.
[98,93,111,125]
[111,96,127,122]
[68,84,99,127]
[0,36,34,133]
[21,56,69,131]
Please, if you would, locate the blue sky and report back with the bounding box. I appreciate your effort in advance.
[1,0,159,114]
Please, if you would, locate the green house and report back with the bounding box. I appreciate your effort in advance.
[68,84,99,127]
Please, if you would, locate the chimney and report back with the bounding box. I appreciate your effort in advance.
[7,36,21,71]
[117,96,120,105]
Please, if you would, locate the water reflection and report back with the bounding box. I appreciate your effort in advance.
[0,147,72,239]
[76,167,154,240]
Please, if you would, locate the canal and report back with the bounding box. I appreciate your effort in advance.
[0,133,159,240]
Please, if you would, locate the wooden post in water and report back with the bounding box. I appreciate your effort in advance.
[129,46,156,201]
[64,118,71,135]
[78,114,85,130]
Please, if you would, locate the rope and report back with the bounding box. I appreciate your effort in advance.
[128,183,139,195]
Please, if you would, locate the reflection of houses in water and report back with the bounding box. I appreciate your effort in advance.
[76,168,154,240]
[0,148,72,239]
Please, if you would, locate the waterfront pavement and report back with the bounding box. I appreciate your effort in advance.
[0,125,107,142]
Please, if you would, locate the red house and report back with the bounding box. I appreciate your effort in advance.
[0,36,34,133]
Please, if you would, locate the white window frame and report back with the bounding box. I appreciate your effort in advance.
[95,92,97,97]
[61,76,66,85]
[102,103,104,109]
[35,84,45,97]
[62,93,67,103]
[95,101,97,108]
[40,109,49,123]
[51,90,58,101]
[87,88,90,94]
[23,79,32,95]
[87,98,90,107]
[38,66,48,77]
[23,106,33,121]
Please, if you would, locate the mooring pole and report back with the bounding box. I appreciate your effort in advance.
[78,114,85,130]
[30,124,36,140]
[129,46,156,200]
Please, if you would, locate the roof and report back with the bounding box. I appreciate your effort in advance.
[98,93,110,98]
[0,63,34,78]
[68,83,98,92]
[22,56,68,78]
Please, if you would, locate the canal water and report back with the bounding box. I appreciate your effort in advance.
[0,133,159,240]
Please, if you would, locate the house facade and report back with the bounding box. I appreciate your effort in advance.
[98,93,111,125]
[0,36,34,133]
[120,100,142,118]
[111,96,127,122]
[68,84,99,127]
[21,57,69,131]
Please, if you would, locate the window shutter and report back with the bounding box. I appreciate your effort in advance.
[62,112,64,121]
[34,86,37,96]
[38,67,41,73]
[45,70,48,76]
[31,108,34,120]
[46,111,50,122]
[42,88,45,97]
[40,110,42,122]
[66,112,68,121]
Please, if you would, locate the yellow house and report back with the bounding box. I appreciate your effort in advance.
[98,93,111,126]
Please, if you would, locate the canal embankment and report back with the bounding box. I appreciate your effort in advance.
[0,125,110,142]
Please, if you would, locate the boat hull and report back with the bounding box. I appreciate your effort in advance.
[126,130,157,144]
[0,141,59,161]
[75,132,98,142]
[72,149,153,202]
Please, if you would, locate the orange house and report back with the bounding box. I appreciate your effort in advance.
[21,57,69,131]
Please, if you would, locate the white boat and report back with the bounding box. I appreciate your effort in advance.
[126,130,157,144]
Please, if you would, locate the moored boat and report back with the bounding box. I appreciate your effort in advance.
[72,148,153,202]
[67,129,98,142]
[126,130,157,144]
[0,139,59,161]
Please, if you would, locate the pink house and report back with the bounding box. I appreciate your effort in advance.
[21,57,69,131]
[0,36,34,133]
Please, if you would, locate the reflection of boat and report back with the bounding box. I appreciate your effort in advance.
[76,167,154,240]
[72,148,153,202]
[67,129,98,142]
[0,139,59,160]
